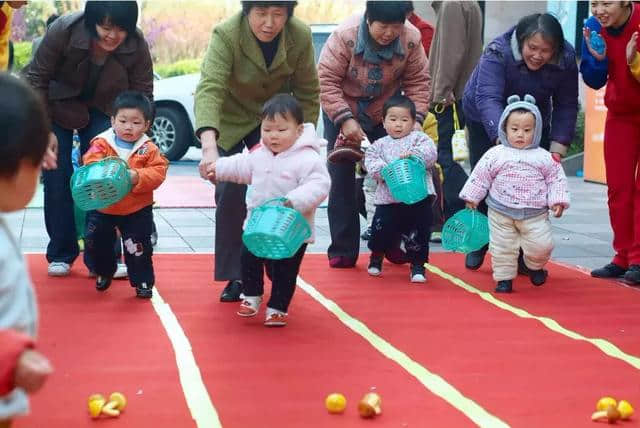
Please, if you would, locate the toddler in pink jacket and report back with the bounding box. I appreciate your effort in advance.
[209,94,330,327]
[459,95,570,293]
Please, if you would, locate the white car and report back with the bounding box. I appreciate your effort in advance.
[151,24,336,161]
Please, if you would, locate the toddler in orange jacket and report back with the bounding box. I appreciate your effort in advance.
[83,91,168,298]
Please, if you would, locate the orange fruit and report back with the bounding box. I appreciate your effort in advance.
[618,400,634,420]
[325,393,347,414]
[596,397,617,411]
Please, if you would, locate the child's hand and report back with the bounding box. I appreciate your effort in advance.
[583,27,607,61]
[14,349,53,393]
[129,169,139,185]
[551,204,564,218]
[465,201,478,210]
[205,164,216,183]
[283,199,293,208]
[627,31,639,64]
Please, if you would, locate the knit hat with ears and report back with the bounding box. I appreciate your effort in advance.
[497,94,543,149]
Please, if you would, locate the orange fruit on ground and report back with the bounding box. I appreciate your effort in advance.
[596,397,617,411]
[325,393,347,414]
[618,400,634,420]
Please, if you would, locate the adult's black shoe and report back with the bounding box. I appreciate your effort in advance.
[623,265,640,285]
[96,276,112,291]
[220,280,243,302]
[517,251,530,275]
[465,244,488,270]
[590,263,626,278]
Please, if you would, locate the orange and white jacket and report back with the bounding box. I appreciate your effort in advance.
[83,129,169,216]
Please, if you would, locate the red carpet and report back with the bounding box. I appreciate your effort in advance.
[155,175,215,208]
[13,254,640,427]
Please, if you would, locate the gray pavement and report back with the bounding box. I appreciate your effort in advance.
[6,151,614,272]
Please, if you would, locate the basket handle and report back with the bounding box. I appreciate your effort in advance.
[259,197,288,207]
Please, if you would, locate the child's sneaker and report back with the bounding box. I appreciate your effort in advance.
[495,280,513,293]
[529,268,548,286]
[410,264,426,283]
[367,253,383,276]
[237,296,262,317]
[96,276,112,291]
[135,282,153,299]
[113,263,128,279]
[264,308,287,327]
[48,262,71,277]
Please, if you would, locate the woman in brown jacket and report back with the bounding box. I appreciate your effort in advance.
[318,1,430,268]
[24,0,153,277]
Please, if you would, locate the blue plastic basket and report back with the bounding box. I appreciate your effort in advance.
[381,156,428,204]
[71,157,132,211]
[242,198,311,259]
[442,208,490,254]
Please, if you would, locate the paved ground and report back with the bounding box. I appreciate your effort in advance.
[6,149,614,272]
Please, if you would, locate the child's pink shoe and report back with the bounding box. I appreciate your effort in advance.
[237,297,261,317]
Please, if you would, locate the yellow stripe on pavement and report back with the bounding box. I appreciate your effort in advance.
[297,276,510,428]
[426,264,640,370]
[151,289,222,428]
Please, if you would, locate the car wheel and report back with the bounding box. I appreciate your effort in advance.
[152,106,191,161]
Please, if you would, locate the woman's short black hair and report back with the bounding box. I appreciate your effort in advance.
[382,95,416,120]
[365,1,407,24]
[261,94,304,124]
[112,90,154,121]
[84,1,139,40]
[0,73,50,178]
[515,13,565,59]
[241,1,298,18]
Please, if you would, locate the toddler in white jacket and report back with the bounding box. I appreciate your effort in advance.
[209,94,330,327]
[364,95,437,283]
[459,95,570,293]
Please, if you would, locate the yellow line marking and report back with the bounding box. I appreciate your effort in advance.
[297,276,510,428]
[426,264,640,370]
[151,289,222,428]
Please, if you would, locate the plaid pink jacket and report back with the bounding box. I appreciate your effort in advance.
[459,146,570,209]
[318,14,431,127]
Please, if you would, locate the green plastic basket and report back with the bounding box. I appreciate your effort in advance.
[381,156,428,204]
[70,157,132,211]
[242,198,311,260]
[442,208,490,253]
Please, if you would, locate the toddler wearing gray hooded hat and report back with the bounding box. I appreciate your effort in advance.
[459,95,570,293]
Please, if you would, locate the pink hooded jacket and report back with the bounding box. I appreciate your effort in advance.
[215,123,330,242]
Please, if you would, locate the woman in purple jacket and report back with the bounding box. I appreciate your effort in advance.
[461,13,579,271]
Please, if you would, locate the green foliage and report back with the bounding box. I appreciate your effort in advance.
[23,1,57,40]
[12,42,32,72]
[154,59,202,78]
[567,109,585,157]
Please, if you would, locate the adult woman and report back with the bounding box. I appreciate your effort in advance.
[582,1,640,284]
[24,0,153,277]
[318,1,430,268]
[195,1,319,302]
[462,13,579,271]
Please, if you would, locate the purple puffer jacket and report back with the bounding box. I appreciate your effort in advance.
[462,27,579,154]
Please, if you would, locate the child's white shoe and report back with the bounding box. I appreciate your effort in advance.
[410,264,427,283]
[367,254,383,276]
[114,263,128,279]
[237,296,262,317]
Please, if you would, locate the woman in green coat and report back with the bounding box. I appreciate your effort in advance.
[195,1,320,303]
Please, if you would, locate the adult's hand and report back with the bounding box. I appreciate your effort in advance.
[14,349,53,393]
[340,118,366,143]
[583,27,607,62]
[198,130,219,183]
[42,132,58,170]
[626,31,639,65]
[551,204,564,218]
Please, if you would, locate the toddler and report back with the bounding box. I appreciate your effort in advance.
[459,95,570,293]
[210,94,330,327]
[627,30,640,81]
[0,73,52,426]
[83,91,168,298]
[364,95,437,282]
